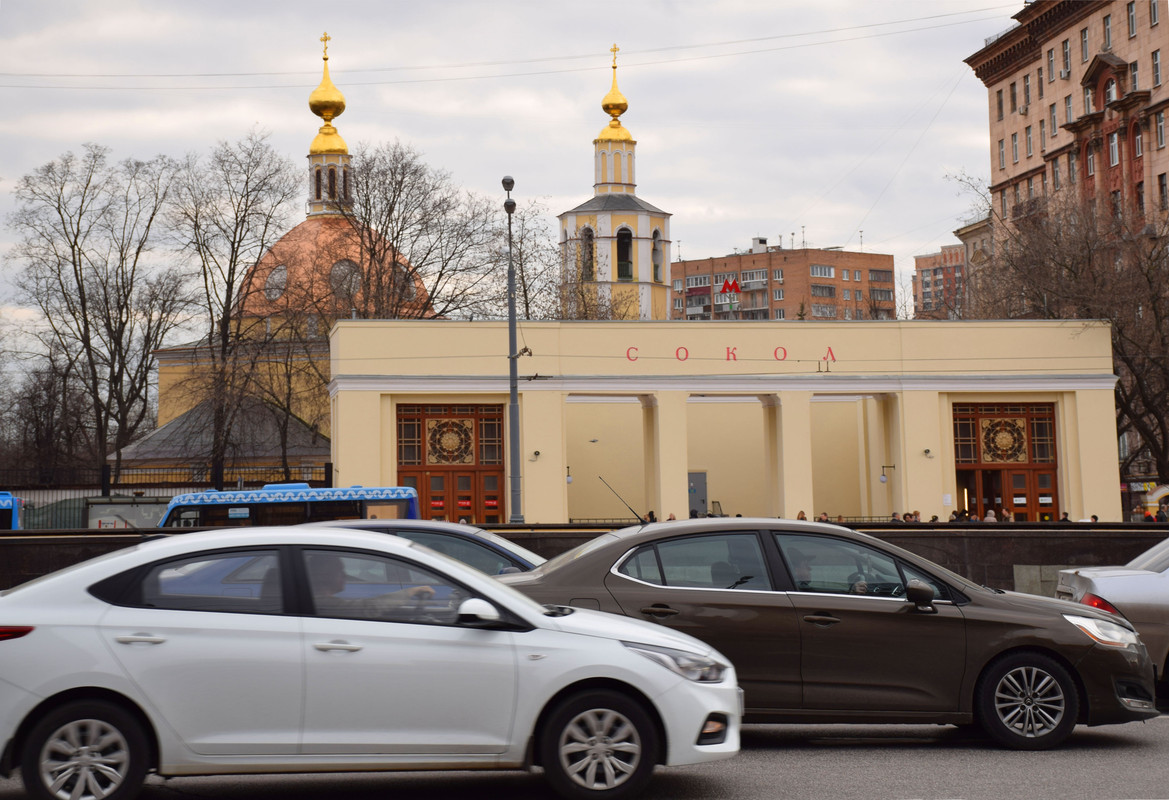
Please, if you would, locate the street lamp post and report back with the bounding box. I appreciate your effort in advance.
[502,176,523,522]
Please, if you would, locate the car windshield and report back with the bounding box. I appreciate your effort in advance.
[470,529,546,566]
[535,531,623,573]
[1126,536,1169,572]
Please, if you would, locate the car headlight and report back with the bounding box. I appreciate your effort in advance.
[622,641,728,682]
[1063,613,1140,648]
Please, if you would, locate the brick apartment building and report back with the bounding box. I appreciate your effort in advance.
[668,238,896,321]
[966,0,1169,225]
[911,243,967,319]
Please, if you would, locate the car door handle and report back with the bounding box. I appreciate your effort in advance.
[313,640,363,652]
[115,634,167,645]
[802,614,841,626]
[640,605,680,618]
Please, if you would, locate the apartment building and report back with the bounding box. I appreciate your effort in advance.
[668,238,896,322]
[966,0,1169,223]
[912,244,967,319]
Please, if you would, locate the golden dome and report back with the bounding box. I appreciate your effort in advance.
[309,32,348,154]
[597,44,632,142]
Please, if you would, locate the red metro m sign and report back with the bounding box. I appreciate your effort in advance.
[720,278,740,294]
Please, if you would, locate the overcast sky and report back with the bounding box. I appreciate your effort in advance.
[0,0,1021,294]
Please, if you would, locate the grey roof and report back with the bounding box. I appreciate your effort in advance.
[561,193,669,216]
[115,397,330,464]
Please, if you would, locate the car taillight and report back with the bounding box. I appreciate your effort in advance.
[0,627,34,641]
[1081,593,1123,616]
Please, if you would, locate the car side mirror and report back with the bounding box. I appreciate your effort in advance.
[906,579,937,613]
[457,597,502,626]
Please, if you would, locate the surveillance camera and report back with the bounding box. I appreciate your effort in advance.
[924,448,931,455]
[533,450,540,457]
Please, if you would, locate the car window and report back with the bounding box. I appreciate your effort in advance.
[901,561,953,602]
[775,534,904,596]
[394,530,520,574]
[1127,536,1169,572]
[302,549,466,625]
[618,533,773,590]
[143,550,282,614]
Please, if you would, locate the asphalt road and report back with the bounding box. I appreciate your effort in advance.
[2,717,1167,800]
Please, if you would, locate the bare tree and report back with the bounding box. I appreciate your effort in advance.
[330,140,504,320]
[497,198,561,320]
[8,144,188,472]
[168,130,301,487]
[970,192,1169,483]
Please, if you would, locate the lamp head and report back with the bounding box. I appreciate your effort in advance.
[501,176,515,192]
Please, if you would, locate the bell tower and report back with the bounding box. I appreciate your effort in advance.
[557,45,671,320]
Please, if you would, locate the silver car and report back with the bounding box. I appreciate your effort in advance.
[1056,536,1169,705]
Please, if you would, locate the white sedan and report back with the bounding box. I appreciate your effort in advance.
[0,527,740,800]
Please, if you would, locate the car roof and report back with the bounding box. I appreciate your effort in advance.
[298,519,480,535]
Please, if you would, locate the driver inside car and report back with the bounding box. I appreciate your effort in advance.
[309,554,435,619]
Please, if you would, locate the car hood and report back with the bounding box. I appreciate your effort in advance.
[996,588,1137,628]
[541,605,724,659]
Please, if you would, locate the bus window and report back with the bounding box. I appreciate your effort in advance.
[307,500,362,523]
[365,501,409,520]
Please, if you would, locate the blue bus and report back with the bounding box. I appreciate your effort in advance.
[0,492,23,530]
[158,483,420,528]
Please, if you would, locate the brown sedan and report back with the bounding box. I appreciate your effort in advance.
[501,518,1158,750]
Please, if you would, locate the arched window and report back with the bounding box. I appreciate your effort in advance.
[264,264,287,302]
[330,259,362,306]
[343,167,350,200]
[314,168,322,200]
[580,228,595,282]
[616,229,633,281]
[328,167,337,200]
[651,231,663,283]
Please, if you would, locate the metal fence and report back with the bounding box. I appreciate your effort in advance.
[0,464,332,530]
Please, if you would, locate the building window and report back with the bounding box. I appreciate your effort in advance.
[651,230,663,282]
[1026,126,1033,157]
[1155,50,1162,85]
[1023,75,1031,106]
[1109,131,1120,166]
[1081,27,1089,62]
[327,166,336,199]
[579,227,595,281]
[868,270,893,283]
[1063,38,1072,72]
[1010,82,1018,112]
[1038,68,1044,98]
[1105,78,1117,103]
[1048,48,1056,80]
[314,168,322,200]
[1111,190,1123,217]
[1136,126,1143,156]
[1001,191,1008,218]
[1011,133,1019,162]
[998,139,1006,168]
[1087,148,1096,176]
[1053,159,1062,189]
[685,275,710,288]
[810,264,835,278]
[773,288,784,301]
[810,284,836,298]
[1131,61,1140,91]
[1041,120,1048,150]
[843,289,851,301]
[1159,111,1166,147]
[811,304,837,318]
[1160,173,1168,209]
[1069,151,1078,183]
[773,268,784,281]
[996,89,1004,120]
[870,288,894,302]
[616,229,633,280]
[1103,15,1112,49]
[1084,86,1093,114]
[1065,94,1073,123]
[1014,182,1021,205]
[1138,181,1145,214]
[672,279,682,292]
[1129,2,1138,36]
[1050,103,1057,134]
[673,297,683,311]
[1154,0,1161,25]
[1027,176,1035,199]
[774,308,785,320]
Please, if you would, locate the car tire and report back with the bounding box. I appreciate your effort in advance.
[539,689,659,800]
[20,699,149,800]
[975,652,1079,750]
